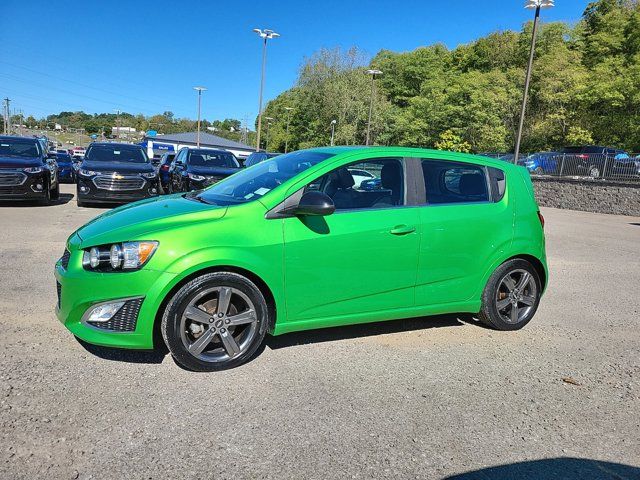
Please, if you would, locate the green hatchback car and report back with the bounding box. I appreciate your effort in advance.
[55,147,547,371]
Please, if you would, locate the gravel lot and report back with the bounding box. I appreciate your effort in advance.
[1,184,639,479]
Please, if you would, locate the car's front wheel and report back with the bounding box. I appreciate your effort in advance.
[161,272,269,371]
[478,259,541,330]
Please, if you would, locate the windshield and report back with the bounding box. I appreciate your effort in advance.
[85,144,148,163]
[195,150,335,206]
[188,150,239,168]
[0,138,41,158]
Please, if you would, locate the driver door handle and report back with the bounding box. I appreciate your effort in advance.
[389,225,416,236]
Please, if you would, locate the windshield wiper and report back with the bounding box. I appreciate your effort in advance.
[185,192,216,205]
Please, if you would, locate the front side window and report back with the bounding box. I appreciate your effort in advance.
[85,145,148,163]
[421,159,489,204]
[306,158,405,210]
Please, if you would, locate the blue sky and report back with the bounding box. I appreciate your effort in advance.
[1,0,589,124]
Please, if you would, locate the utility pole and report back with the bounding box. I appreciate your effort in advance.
[114,109,121,140]
[3,98,11,135]
[514,0,555,164]
[284,107,293,153]
[193,86,207,147]
[365,69,382,146]
[253,28,280,151]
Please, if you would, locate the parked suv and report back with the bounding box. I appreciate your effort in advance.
[56,147,548,372]
[0,135,60,204]
[75,142,159,206]
[168,148,240,193]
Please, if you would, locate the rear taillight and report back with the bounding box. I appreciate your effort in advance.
[160,165,169,171]
[537,211,545,229]
[577,154,588,159]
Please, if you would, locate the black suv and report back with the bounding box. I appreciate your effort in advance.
[0,135,60,204]
[168,148,240,193]
[75,142,160,206]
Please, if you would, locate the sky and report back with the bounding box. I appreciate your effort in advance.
[1,0,590,125]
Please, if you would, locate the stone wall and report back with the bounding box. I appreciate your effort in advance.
[531,176,640,217]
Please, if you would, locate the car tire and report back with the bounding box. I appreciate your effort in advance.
[478,259,541,331]
[534,167,544,175]
[161,272,270,372]
[51,182,60,201]
[40,183,52,206]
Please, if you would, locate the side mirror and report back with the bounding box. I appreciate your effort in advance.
[294,191,335,216]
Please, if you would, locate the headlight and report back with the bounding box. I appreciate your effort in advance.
[82,241,158,271]
[23,167,43,173]
[141,172,156,179]
[79,169,99,176]
[188,173,205,181]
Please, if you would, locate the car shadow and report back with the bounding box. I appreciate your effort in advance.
[265,313,474,350]
[76,337,168,364]
[0,192,74,207]
[629,223,640,227]
[443,457,640,480]
[75,313,476,368]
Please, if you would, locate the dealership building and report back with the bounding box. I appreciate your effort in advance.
[141,131,255,161]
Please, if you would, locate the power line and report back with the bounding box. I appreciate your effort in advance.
[0,60,173,110]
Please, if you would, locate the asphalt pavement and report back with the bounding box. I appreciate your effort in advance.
[1,184,639,479]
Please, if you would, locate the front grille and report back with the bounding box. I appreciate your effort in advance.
[0,171,27,186]
[87,297,143,332]
[93,175,145,191]
[56,281,62,307]
[60,249,70,269]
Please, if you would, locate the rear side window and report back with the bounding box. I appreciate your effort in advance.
[421,159,489,204]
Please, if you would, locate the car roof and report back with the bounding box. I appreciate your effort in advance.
[0,135,38,143]
[306,146,515,169]
[88,142,141,149]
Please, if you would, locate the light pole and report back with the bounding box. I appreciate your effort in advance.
[330,119,337,146]
[253,28,280,151]
[264,116,274,151]
[193,86,207,147]
[113,109,121,139]
[284,107,293,153]
[365,69,382,146]
[514,0,554,164]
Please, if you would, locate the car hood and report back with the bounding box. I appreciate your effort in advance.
[74,193,227,247]
[0,156,42,169]
[81,161,155,174]
[188,166,239,177]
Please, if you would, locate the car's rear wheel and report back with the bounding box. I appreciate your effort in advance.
[161,272,269,371]
[478,259,541,330]
[588,165,601,178]
[534,166,544,175]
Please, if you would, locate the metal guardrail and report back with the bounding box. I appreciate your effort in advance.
[480,152,640,183]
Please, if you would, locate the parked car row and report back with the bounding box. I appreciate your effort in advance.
[520,146,640,179]
[0,134,291,207]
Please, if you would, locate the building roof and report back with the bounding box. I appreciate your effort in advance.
[144,131,254,151]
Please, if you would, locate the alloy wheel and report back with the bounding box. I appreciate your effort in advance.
[495,269,538,324]
[179,286,258,363]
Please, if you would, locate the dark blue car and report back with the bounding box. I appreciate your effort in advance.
[244,151,280,168]
[55,151,75,182]
[523,152,560,174]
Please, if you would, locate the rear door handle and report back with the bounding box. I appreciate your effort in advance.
[389,224,416,235]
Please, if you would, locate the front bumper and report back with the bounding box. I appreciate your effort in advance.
[77,175,159,203]
[0,171,48,199]
[54,240,176,349]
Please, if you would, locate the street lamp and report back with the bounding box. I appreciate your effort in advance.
[263,117,274,151]
[253,28,280,151]
[193,86,207,147]
[330,119,337,146]
[284,107,294,153]
[514,0,554,164]
[365,69,382,146]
